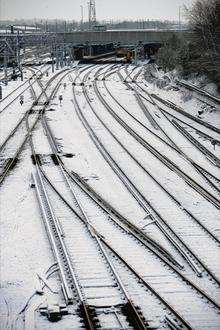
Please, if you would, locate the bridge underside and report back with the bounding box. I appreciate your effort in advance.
[61,30,193,45]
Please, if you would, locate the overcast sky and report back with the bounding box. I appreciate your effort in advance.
[0,0,194,21]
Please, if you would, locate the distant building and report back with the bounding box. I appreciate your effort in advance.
[93,25,107,32]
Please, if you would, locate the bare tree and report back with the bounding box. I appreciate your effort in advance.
[186,0,220,89]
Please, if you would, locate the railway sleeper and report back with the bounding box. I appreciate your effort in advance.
[29,109,42,114]
[172,119,220,166]
[78,304,100,329]
[51,154,60,165]
[0,157,19,175]
[165,315,185,330]
[31,154,60,166]
[121,301,149,329]
[70,172,181,268]
[63,153,74,158]
[151,93,220,134]
[31,154,42,165]
[39,302,68,322]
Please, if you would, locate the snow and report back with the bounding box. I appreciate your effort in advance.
[0,62,220,329]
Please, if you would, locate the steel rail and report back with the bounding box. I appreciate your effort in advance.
[172,119,220,167]
[72,82,220,308]
[92,77,220,273]
[151,93,220,135]
[118,69,220,179]
[125,81,220,195]
[30,66,149,329]
[176,80,220,105]
[41,167,193,330]
[0,69,69,186]
[41,102,186,329]
[157,106,220,147]
[0,66,50,114]
[95,79,220,209]
[74,84,220,283]
[75,65,219,282]
[27,70,99,330]
[75,75,220,248]
[98,68,220,242]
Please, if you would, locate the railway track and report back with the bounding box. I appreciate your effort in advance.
[25,69,154,329]
[73,75,220,286]
[2,63,220,329]
[171,119,220,167]
[96,80,220,237]
[150,93,220,135]
[124,69,220,192]
[176,80,220,105]
[161,108,220,146]
[27,80,205,328]
[123,74,183,152]
[33,166,149,329]
[121,65,220,152]
[127,64,220,109]
[131,85,220,193]
[0,66,50,115]
[0,69,70,186]
[99,71,180,153]
[96,77,220,209]
[69,65,220,328]
[77,66,220,270]
[40,164,195,329]
[114,67,220,202]
[123,68,220,142]
[47,66,186,270]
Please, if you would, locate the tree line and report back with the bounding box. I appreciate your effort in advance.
[0,18,183,33]
[156,0,220,91]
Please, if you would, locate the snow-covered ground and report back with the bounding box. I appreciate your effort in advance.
[0,63,220,329]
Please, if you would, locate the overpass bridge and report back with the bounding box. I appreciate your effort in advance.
[0,29,194,47]
[0,29,194,66]
[60,29,194,45]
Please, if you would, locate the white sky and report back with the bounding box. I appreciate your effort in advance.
[0,0,194,21]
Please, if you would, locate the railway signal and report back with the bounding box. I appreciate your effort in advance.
[211,139,217,150]
[59,94,63,105]
[20,95,24,105]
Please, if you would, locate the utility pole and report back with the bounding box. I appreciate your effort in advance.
[63,44,66,66]
[56,45,59,70]
[51,51,55,72]
[179,6,181,31]
[51,41,55,73]
[60,46,64,68]
[16,35,23,81]
[134,48,137,65]
[80,5,84,31]
[68,46,73,66]
[88,0,96,30]
[4,45,8,86]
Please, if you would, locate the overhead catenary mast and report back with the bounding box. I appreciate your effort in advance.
[88,0,96,30]
[80,5,84,30]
